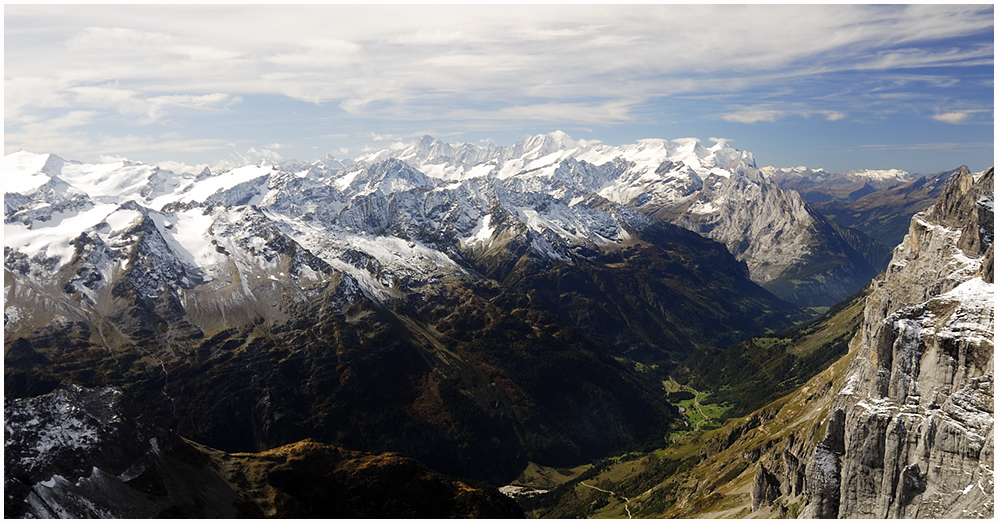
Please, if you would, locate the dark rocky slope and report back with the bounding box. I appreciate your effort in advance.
[3,383,523,518]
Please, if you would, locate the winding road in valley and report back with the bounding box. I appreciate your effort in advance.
[686,385,710,431]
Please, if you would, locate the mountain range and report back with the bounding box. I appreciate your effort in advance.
[4,132,992,518]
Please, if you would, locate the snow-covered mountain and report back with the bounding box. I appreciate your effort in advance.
[344,133,879,306]
[7,132,817,364]
[763,164,918,204]
[4,132,920,307]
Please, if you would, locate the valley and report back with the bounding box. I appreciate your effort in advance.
[662,378,731,439]
[518,166,994,519]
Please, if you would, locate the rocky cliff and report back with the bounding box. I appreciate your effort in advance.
[664,171,877,307]
[802,166,994,518]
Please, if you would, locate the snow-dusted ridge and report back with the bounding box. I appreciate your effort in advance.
[4,132,748,278]
[760,165,913,183]
[5,131,877,310]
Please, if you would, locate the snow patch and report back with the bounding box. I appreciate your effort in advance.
[5,203,118,267]
[461,214,495,247]
[689,200,719,214]
[178,164,273,203]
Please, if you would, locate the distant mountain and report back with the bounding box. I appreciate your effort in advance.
[811,166,961,250]
[764,165,963,273]
[363,133,880,306]
[762,165,917,203]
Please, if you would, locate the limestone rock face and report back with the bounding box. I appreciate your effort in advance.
[663,170,877,307]
[802,167,994,518]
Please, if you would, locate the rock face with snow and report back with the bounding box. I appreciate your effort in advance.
[664,170,877,306]
[3,383,253,518]
[802,167,994,518]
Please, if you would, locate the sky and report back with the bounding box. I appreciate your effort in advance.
[4,4,995,175]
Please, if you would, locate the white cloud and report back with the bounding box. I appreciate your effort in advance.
[932,111,970,124]
[722,110,785,124]
[8,4,990,110]
[264,39,360,69]
[444,100,639,125]
[720,106,849,124]
[512,25,605,41]
[142,93,237,123]
[4,111,237,163]
[390,30,468,45]
[247,147,283,162]
[69,26,172,49]
[169,44,241,62]
[363,132,403,142]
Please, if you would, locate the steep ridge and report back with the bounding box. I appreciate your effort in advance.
[662,175,877,307]
[688,166,993,518]
[802,166,994,518]
[3,383,523,518]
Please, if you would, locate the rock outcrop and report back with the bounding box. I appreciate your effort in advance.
[801,166,994,518]
[667,172,877,307]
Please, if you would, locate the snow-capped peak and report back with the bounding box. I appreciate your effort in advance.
[3,151,67,194]
[842,168,912,182]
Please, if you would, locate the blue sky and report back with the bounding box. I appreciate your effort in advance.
[4,4,994,174]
